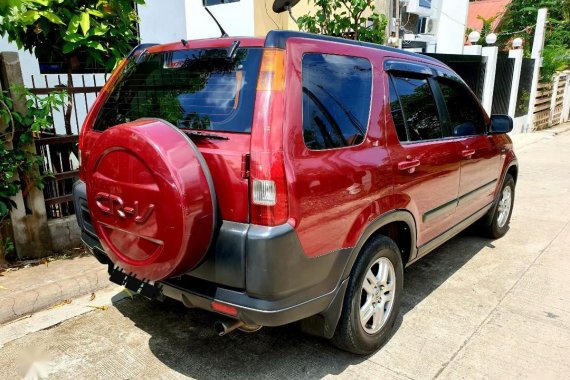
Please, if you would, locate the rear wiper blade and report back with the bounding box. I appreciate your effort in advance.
[182,130,229,140]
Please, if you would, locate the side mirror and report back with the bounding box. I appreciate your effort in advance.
[489,115,513,134]
[272,0,300,13]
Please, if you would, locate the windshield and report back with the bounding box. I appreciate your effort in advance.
[94,47,262,133]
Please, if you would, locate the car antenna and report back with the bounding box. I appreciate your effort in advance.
[204,6,229,37]
[181,39,188,46]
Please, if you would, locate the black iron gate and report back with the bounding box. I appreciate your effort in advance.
[491,55,515,115]
[425,53,487,100]
[515,58,535,117]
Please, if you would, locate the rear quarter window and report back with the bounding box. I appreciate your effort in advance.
[94,48,262,133]
[302,54,372,150]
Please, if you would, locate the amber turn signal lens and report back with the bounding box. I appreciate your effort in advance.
[256,48,285,92]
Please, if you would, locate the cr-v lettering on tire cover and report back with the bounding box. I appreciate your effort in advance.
[94,192,155,224]
[85,118,217,281]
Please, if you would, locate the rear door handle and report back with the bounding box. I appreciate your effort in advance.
[462,149,476,158]
[398,159,420,172]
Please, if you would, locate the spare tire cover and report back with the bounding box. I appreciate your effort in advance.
[85,119,217,281]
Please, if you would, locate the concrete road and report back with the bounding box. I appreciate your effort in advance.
[2,127,570,380]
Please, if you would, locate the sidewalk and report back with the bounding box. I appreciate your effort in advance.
[510,123,570,150]
[0,123,568,327]
[0,255,110,325]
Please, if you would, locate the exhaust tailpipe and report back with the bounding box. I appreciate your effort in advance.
[214,319,244,336]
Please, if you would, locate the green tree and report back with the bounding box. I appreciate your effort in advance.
[0,88,66,263]
[498,0,570,80]
[0,0,142,133]
[296,0,388,44]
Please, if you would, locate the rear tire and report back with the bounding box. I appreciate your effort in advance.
[480,174,515,239]
[331,235,403,355]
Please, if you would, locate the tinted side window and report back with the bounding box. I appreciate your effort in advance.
[302,54,371,150]
[391,75,442,142]
[388,76,408,141]
[437,79,486,136]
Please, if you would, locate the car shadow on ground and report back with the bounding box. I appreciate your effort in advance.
[113,228,496,380]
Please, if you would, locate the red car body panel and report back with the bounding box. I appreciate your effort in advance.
[74,31,518,337]
[80,35,515,257]
[283,38,393,257]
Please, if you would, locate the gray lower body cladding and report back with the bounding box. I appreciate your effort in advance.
[73,180,350,327]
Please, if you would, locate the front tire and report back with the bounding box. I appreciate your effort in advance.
[480,174,515,239]
[331,235,403,355]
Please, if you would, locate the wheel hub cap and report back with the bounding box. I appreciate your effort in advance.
[497,186,512,228]
[359,257,396,334]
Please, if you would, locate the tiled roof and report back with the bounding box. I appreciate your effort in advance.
[467,0,512,31]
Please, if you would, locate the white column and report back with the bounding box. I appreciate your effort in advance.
[435,0,469,54]
[481,46,499,115]
[463,45,482,56]
[526,8,548,132]
[507,49,524,118]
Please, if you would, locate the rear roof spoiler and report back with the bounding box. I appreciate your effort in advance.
[127,43,158,59]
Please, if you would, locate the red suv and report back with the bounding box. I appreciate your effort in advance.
[74,31,517,354]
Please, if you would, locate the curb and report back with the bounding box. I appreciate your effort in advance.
[0,265,111,325]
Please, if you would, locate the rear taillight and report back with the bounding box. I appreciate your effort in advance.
[250,48,288,226]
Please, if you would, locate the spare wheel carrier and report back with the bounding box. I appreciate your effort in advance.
[85,118,217,281]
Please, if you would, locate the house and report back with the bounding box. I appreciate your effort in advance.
[397,0,470,54]
[466,0,511,34]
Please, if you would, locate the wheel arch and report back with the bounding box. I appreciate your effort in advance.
[302,209,417,339]
[342,210,418,279]
[483,158,518,226]
[506,161,518,184]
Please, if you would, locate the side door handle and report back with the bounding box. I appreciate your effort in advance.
[461,149,476,158]
[398,159,420,173]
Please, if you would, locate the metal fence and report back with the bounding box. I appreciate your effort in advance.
[491,56,515,115]
[35,135,79,219]
[425,53,487,100]
[28,73,108,135]
[515,58,535,118]
[28,74,107,219]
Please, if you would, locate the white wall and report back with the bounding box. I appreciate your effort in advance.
[435,0,469,54]
[137,0,188,44]
[185,0,255,40]
[138,0,255,42]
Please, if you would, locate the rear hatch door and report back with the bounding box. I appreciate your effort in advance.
[93,44,263,223]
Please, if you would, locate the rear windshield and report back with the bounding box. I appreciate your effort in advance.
[94,47,262,133]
